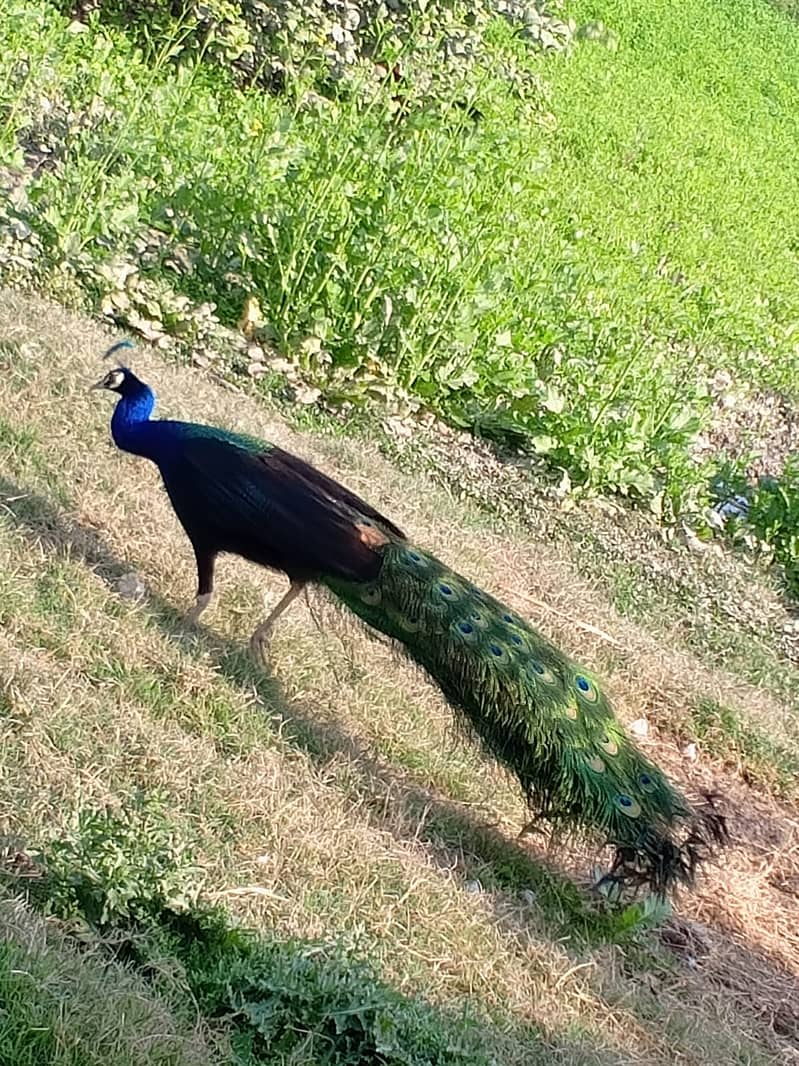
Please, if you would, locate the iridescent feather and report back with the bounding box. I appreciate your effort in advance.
[326,543,727,896]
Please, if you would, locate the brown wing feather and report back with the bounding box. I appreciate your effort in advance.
[263,445,406,540]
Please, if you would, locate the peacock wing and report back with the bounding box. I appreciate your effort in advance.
[261,444,406,540]
[162,434,397,582]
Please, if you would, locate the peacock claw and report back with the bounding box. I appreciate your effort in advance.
[517,818,546,841]
[249,624,272,666]
[186,592,213,626]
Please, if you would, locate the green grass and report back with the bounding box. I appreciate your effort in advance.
[545,0,799,399]
[83,655,274,753]
[0,900,218,1066]
[2,0,799,513]
[2,0,799,1046]
[604,553,799,712]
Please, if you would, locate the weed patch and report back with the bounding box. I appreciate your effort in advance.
[7,804,511,1066]
[2,0,799,512]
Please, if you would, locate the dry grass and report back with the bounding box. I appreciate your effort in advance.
[1,289,798,1063]
[399,419,799,718]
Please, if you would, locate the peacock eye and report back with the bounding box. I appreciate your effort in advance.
[615,794,642,818]
[452,617,478,642]
[404,549,427,568]
[528,660,556,684]
[599,735,619,755]
[574,675,599,703]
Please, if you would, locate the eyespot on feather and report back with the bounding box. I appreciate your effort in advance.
[574,674,599,703]
[587,755,606,772]
[403,549,428,569]
[638,772,657,793]
[360,585,382,606]
[452,618,479,642]
[615,794,641,818]
[528,660,557,685]
[599,735,619,755]
[563,702,579,720]
[488,642,509,662]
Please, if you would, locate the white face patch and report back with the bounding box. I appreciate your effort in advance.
[104,369,125,390]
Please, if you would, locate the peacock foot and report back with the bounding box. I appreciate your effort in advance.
[186,592,213,626]
[517,817,547,841]
[249,622,273,666]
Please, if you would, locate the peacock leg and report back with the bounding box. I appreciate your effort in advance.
[249,580,305,664]
[517,815,547,841]
[186,547,215,625]
[187,592,213,624]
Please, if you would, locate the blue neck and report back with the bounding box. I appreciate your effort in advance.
[111,376,159,457]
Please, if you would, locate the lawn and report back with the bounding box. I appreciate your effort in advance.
[0,291,797,1063]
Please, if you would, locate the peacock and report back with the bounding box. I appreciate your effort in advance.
[93,345,727,896]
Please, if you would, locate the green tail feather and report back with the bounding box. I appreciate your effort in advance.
[325,541,727,896]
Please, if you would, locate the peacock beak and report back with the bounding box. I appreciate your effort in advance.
[89,376,109,391]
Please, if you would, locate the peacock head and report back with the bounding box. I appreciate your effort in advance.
[91,343,156,425]
[91,365,139,395]
[91,340,139,394]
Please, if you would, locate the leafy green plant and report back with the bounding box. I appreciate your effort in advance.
[747,458,799,597]
[35,791,203,927]
[2,0,799,513]
[20,821,500,1066]
[129,907,497,1066]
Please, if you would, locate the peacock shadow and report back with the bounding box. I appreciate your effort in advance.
[0,474,662,944]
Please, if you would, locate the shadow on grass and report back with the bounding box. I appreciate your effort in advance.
[1,474,649,1063]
